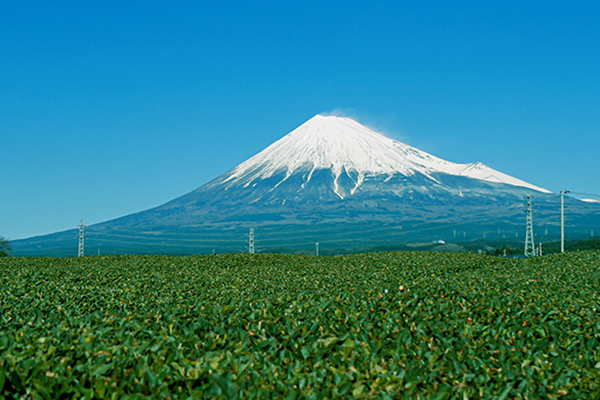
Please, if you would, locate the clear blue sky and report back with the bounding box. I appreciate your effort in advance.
[2,1,599,240]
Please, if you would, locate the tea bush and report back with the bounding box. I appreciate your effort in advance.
[1,251,600,398]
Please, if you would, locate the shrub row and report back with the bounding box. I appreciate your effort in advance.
[1,251,600,398]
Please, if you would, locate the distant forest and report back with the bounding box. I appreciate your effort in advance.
[492,237,600,256]
[542,237,600,254]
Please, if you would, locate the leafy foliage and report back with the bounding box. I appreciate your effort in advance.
[1,252,600,398]
[0,236,10,257]
[543,237,600,254]
[491,244,522,257]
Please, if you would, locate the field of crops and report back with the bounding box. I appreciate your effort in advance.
[1,251,600,399]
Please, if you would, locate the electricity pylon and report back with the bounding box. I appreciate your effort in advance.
[524,194,535,257]
[248,228,255,254]
[561,190,570,253]
[78,220,85,257]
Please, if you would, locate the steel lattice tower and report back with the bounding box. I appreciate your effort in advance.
[524,194,535,257]
[560,190,570,253]
[78,220,85,257]
[248,228,255,254]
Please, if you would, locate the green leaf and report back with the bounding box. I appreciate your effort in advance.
[9,371,25,393]
[285,389,297,400]
[91,363,112,377]
[95,379,107,399]
[145,369,156,386]
[0,366,5,392]
[209,373,237,399]
[301,347,311,360]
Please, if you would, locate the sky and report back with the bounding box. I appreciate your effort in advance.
[2,1,599,240]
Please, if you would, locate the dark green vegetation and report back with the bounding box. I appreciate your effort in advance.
[485,238,600,257]
[542,237,600,254]
[11,221,529,257]
[1,252,600,398]
[11,196,600,257]
[0,236,10,257]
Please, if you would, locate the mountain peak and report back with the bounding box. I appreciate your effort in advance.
[223,115,550,195]
[13,114,580,257]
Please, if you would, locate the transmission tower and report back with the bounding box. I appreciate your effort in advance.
[78,220,85,257]
[248,228,255,254]
[560,190,570,253]
[524,194,535,257]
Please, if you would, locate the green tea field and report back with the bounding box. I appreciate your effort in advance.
[1,251,600,399]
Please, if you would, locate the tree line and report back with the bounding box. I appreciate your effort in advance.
[1,236,11,257]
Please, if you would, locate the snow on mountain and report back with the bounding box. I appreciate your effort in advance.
[15,114,600,257]
[223,115,550,196]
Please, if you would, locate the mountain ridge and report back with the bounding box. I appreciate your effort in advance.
[11,115,600,256]
[221,115,550,197]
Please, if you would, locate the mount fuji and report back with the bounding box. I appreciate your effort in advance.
[12,115,600,256]
[220,115,549,198]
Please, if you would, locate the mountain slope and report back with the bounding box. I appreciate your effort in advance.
[221,115,549,198]
[11,115,600,256]
[134,114,551,228]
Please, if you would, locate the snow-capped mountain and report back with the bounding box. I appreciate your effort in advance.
[13,114,600,256]
[93,113,558,235]
[222,115,549,197]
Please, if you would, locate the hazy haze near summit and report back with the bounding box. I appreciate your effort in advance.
[1,1,599,239]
